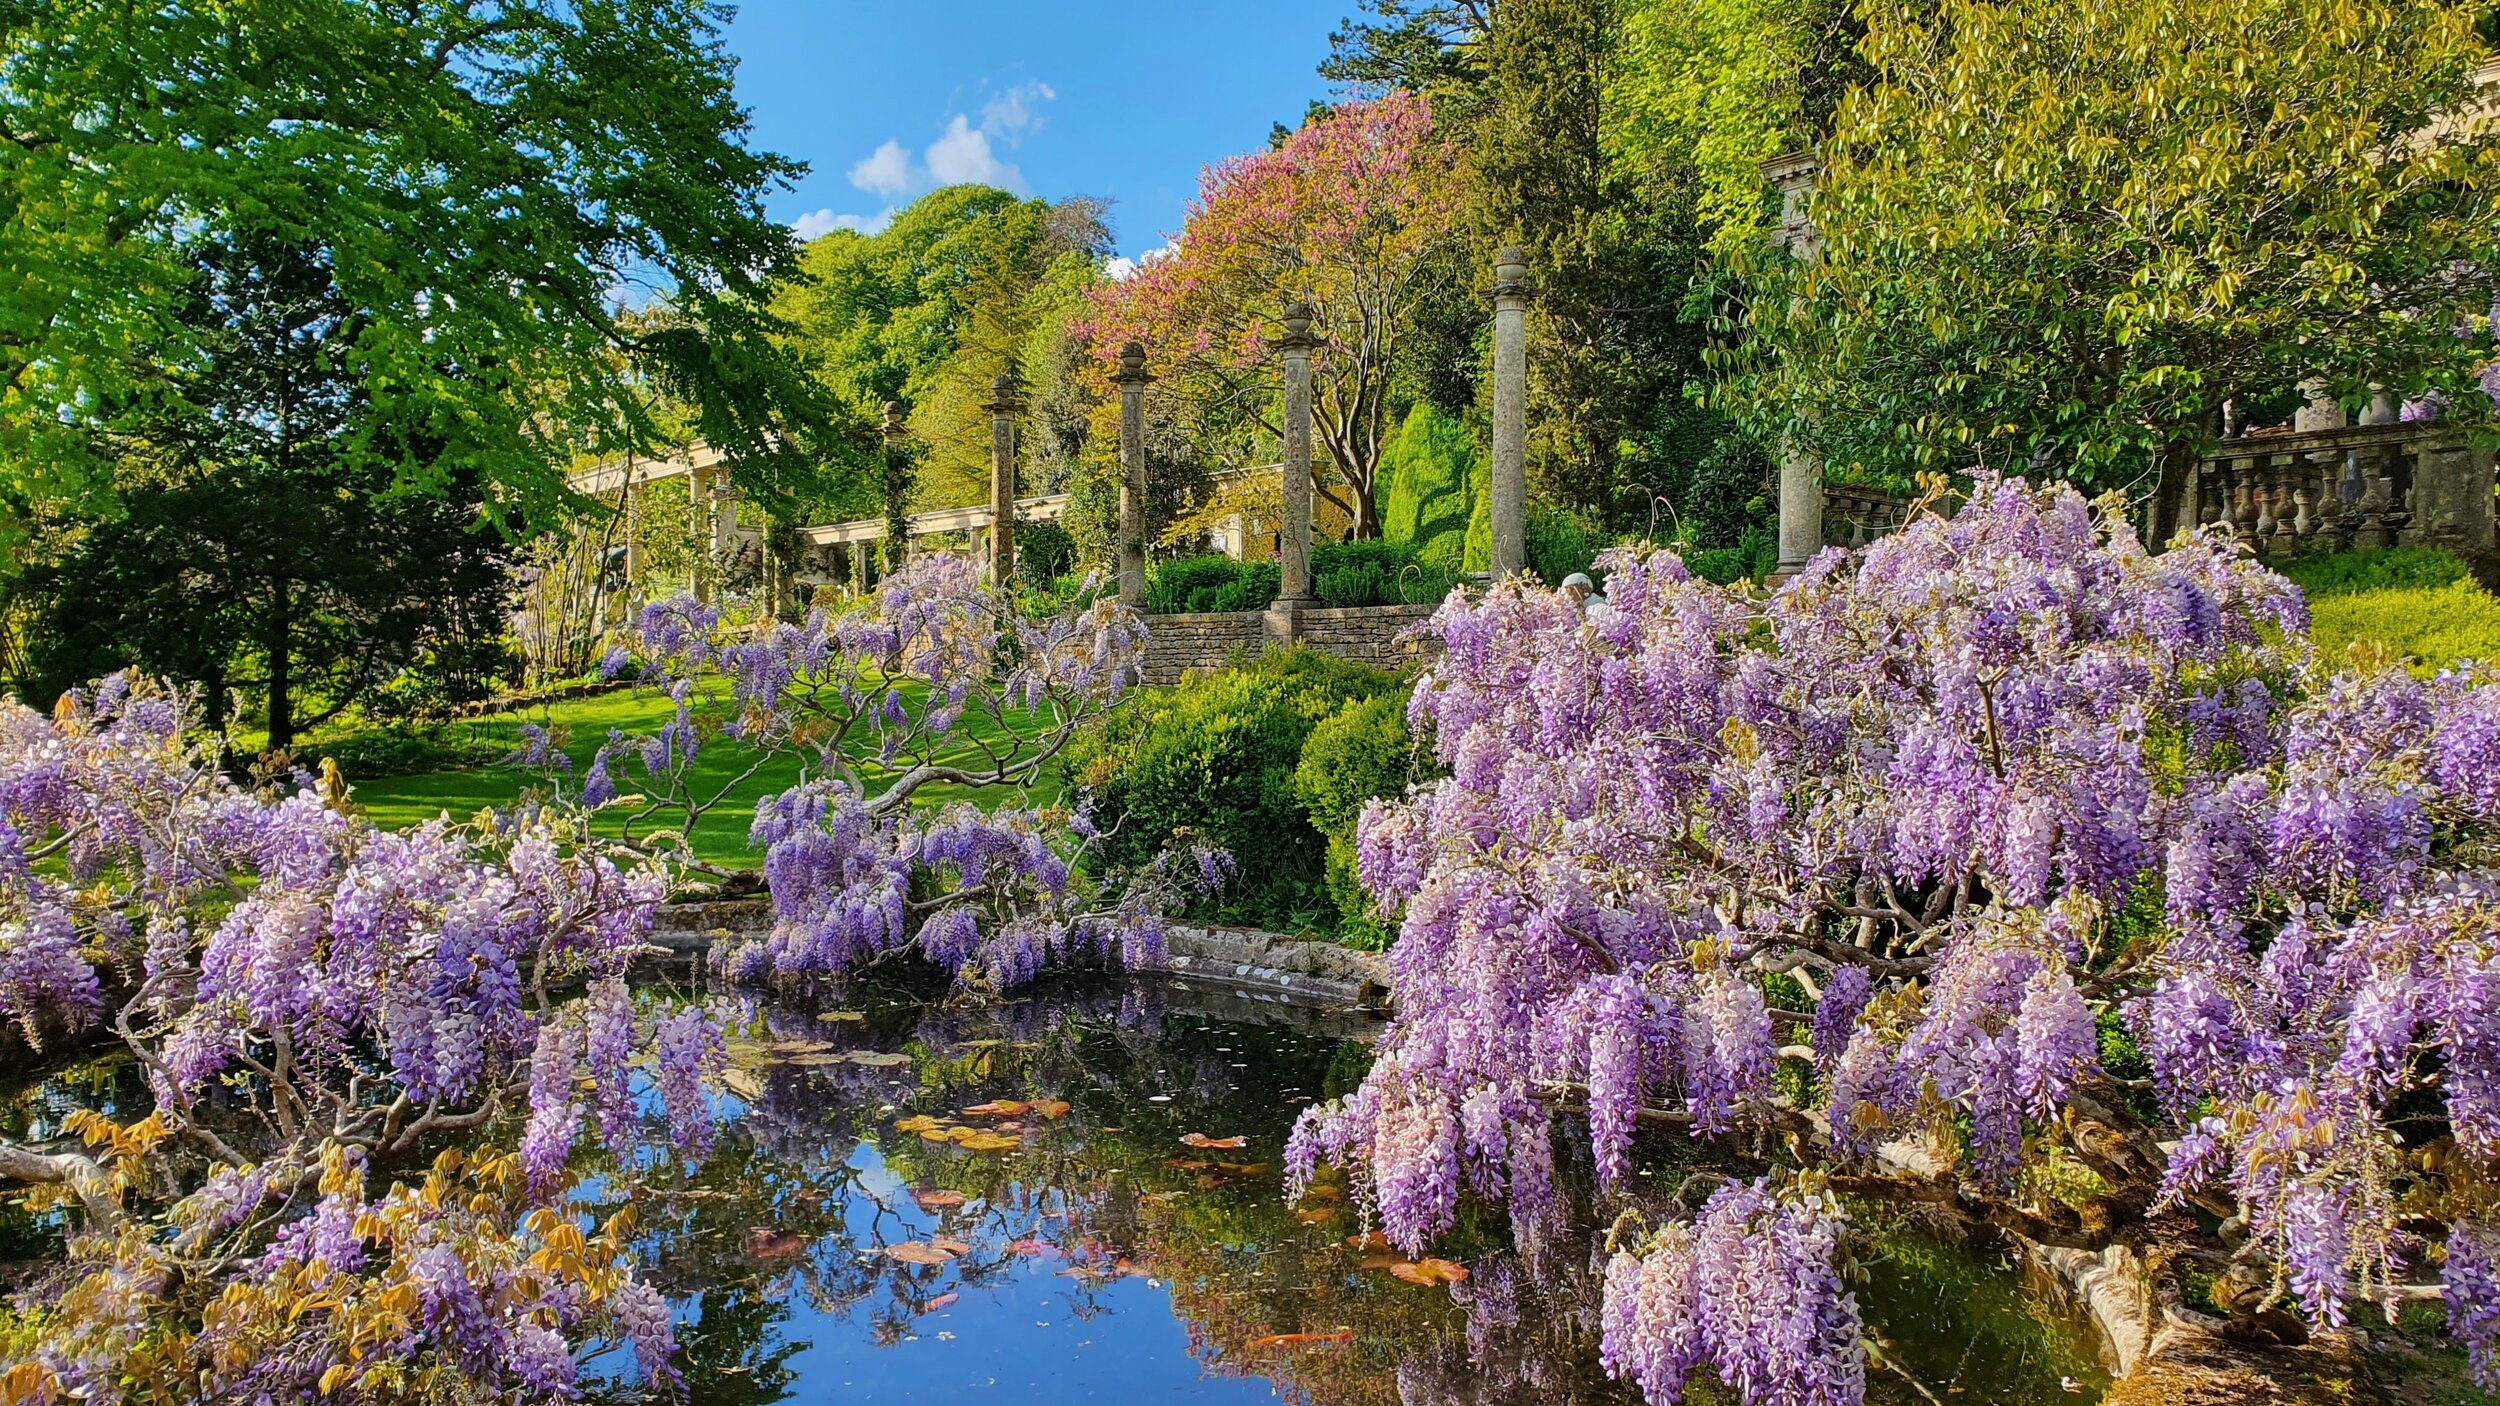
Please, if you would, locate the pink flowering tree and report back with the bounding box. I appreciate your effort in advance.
[1287,478,2500,1404]
[1078,93,1466,538]
[0,558,1213,1398]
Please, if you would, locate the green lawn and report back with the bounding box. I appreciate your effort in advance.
[341,682,1065,867]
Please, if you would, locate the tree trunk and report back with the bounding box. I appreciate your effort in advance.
[264,583,294,755]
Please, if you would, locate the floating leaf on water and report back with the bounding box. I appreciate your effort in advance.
[1179,1133,1247,1149]
[1216,1162,1268,1176]
[956,1132,1020,1153]
[932,1236,971,1256]
[1357,1253,1405,1271]
[1293,1208,1338,1224]
[1194,1174,1225,1189]
[894,1115,943,1134]
[922,1292,959,1314]
[962,1100,1029,1118]
[1007,1238,1057,1256]
[846,1051,914,1068]
[1030,1099,1071,1119]
[1243,1331,1354,1351]
[918,1129,957,1144]
[1299,1184,1340,1201]
[912,1189,967,1211]
[883,1241,959,1266]
[1167,1158,1213,1172]
[1345,1233,1392,1251]
[818,1010,867,1022]
[1386,1258,1469,1286]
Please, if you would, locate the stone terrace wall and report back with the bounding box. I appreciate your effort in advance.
[1136,602,1440,685]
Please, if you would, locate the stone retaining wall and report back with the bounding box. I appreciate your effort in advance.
[1138,602,1440,685]
[646,900,1390,1017]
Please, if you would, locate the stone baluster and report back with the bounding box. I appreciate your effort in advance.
[1114,343,1152,609]
[2251,458,2278,550]
[2268,458,2300,557]
[1490,250,1530,580]
[2355,471,2394,550]
[2230,457,2261,544]
[2291,452,2322,554]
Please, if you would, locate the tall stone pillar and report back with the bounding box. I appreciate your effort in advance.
[1490,249,1530,580]
[1114,342,1152,608]
[688,461,714,604]
[1775,446,1824,578]
[881,401,912,572]
[1278,302,1318,602]
[986,375,1019,588]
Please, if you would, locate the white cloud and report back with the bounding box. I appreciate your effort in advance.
[1104,240,1179,282]
[792,207,894,241]
[836,81,1057,211]
[979,81,1056,145]
[923,114,1026,193]
[847,139,914,199]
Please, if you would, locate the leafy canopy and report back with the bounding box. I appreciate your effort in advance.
[0,0,829,521]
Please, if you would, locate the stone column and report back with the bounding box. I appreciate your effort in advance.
[1775,445,1825,577]
[1114,342,1152,608]
[1279,302,1318,602]
[986,374,1019,588]
[688,461,714,604]
[881,401,912,572]
[1490,249,1530,580]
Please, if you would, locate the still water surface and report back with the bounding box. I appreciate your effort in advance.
[606,975,2111,1406]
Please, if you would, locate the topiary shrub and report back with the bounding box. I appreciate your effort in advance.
[1291,690,1424,948]
[1063,648,1398,935]
[1312,539,1456,607]
[1376,404,1479,574]
[1147,554,1280,614]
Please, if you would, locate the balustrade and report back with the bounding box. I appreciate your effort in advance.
[2190,422,2489,563]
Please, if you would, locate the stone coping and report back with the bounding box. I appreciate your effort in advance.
[646,900,1391,1016]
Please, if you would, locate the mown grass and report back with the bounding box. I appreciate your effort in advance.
[2275,547,2500,673]
[338,682,1063,868]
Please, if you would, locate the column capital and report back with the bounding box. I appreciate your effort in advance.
[1113,340,1154,386]
[984,374,1020,416]
[1493,247,1530,304]
[1280,300,1318,353]
[881,401,908,442]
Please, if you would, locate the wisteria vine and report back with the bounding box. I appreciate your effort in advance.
[1286,478,2500,1404]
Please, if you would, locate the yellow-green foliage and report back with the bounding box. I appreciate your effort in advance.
[2277,548,2500,674]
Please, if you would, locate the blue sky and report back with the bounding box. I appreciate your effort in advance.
[719,1,1356,262]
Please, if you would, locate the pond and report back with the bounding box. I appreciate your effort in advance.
[574,973,2114,1406]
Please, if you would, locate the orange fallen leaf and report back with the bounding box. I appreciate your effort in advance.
[1179,1133,1248,1149]
[918,1129,957,1144]
[1387,1257,1470,1286]
[894,1115,942,1134]
[932,1236,971,1256]
[883,1241,959,1266]
[1217,1162,1269,1176]
[1294,1207,1339,1224]
[1031,1099,1072,1119]
[1357,1252,1405,1271]
[1345,1233,1393,1251]
[1300,1184,1341,1201]
[1008,1238,1056,1257]
[921,1291,959,1314]
[1244,1331,1355,1351]
[962,1100,1029,1118]
[1167,1158,1214,1171]
[957,1132,1020,1153]
[1195,1174,1226,1189]
[912,1189,967,1211]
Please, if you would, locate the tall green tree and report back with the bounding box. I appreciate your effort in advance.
[0,0,834,525]
[1717,0,2500,522]
[25,240,519,749]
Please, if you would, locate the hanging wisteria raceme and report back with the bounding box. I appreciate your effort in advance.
[0,676,730,1400]
[1287,477,2500,1403]
[578,556,1227,991]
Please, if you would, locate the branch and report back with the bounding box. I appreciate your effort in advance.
[0,1141,122,1230]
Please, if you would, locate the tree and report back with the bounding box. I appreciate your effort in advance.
[0,0,832,524]
[1290,480,2500,1404]
[22,240,519,750]
[1081,95,1467,539]
[1715,0,2500,523]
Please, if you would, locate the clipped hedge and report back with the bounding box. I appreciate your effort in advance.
[2275,547,2500,673]
[1064,648,1400,937]
[1291,691,1421,949]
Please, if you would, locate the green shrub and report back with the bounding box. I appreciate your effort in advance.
[1311,539,1458,607]
[1292,691,1420,947]
[2273,546,2470,599]
[1146,555,1279,614]
[1683,524,1780,585]
[2308,577,2500,673]
[1376,404,1479,573]
[1064,648,1398,935]
[1525,504,1602,585]
[299,726,507,780]
[1016,521,1077,586]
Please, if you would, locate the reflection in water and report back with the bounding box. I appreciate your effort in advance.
[579,976,2109,1405]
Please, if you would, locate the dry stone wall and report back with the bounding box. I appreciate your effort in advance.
[1137,602,1440,685]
